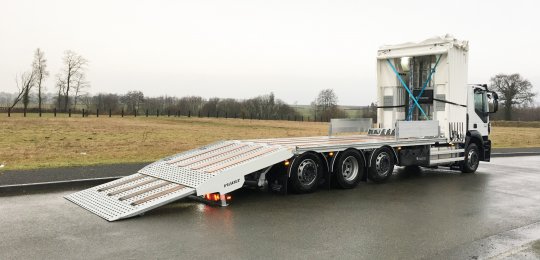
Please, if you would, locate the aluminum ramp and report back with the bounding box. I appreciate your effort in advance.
[65,140,294,221]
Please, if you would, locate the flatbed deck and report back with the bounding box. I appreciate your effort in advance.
[66,134,449,221]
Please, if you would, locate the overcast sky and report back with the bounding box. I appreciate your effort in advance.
[1,0,539,105]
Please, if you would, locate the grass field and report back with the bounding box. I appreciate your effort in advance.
[1,115,539,170]
[0,116,328,170]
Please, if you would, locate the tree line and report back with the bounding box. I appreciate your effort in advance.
[78,91,301,119]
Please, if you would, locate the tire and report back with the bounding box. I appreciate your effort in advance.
[368,147,395,183]
[461,143,480,173]
[289,153,324,193]
[334,150,365,189]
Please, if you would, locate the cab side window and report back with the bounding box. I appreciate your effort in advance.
[474,90,487,123]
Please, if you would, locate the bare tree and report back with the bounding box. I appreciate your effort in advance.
[55,74,66,109]
[312,88,345,120]
[11,71,35,109]
[178,96,204,114]
[72,72,90,109]
[32,48,49,112]
[121,90,145,113]
[490,73,536,120]
[315,89,338,110]
[57,50,88,112]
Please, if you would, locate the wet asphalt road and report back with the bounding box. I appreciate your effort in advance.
[1,156,540,259]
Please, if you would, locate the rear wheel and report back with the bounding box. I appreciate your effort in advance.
[335,150,365,189]
[289,153,324,193]
[368,147,395,183]
[461,143,479,173]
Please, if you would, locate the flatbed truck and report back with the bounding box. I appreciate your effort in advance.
[66,35,499,221]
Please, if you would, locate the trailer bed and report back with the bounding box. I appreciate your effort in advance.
[66,134,446,221]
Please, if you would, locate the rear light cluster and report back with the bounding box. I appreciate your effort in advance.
[203,193,232,202]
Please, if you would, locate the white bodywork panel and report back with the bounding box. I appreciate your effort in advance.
[329,118,373,135]
[376,35,468,141]
[396,120,440,139]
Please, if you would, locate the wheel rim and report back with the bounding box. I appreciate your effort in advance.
[468,149,479,169]
[375,152,391,177]
[297,159,318,186]
[341,156,359,182]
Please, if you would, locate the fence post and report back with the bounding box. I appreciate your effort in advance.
[109,108,112,117]
[23,108,26,117]
[188,110,191,117]
[167,110,170,117]
[54,108,57,117]
[8,108,10,117]
[82,109,85,117]
[225,112,228,119]
[39,108,42,117]
[68,109,71,117]
[146,109,149,117]
[133,109,136,117]
[97,109,99,117]
[121,109,124,117]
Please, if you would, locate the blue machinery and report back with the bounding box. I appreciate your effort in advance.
[386,55,442,121]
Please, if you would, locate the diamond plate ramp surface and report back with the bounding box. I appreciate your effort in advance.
[66,140,293,221]
[65,173,195,221]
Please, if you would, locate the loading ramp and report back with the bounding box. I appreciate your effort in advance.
[65,140,294,221]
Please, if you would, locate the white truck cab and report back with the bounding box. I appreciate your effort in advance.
[376,35,498,166]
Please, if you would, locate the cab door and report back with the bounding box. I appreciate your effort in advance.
[467,86,489,136]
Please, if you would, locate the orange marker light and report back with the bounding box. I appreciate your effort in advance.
[284,160,290,166]
[226,195,232,200]
[328,152,334,157]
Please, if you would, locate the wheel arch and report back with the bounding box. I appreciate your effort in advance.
[466,130,484,160]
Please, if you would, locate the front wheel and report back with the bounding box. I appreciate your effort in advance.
[289,153,324,193]
[461,143,480,173]
[368,147,395,183]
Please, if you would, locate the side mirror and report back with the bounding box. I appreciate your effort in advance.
[487,91,498,113]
